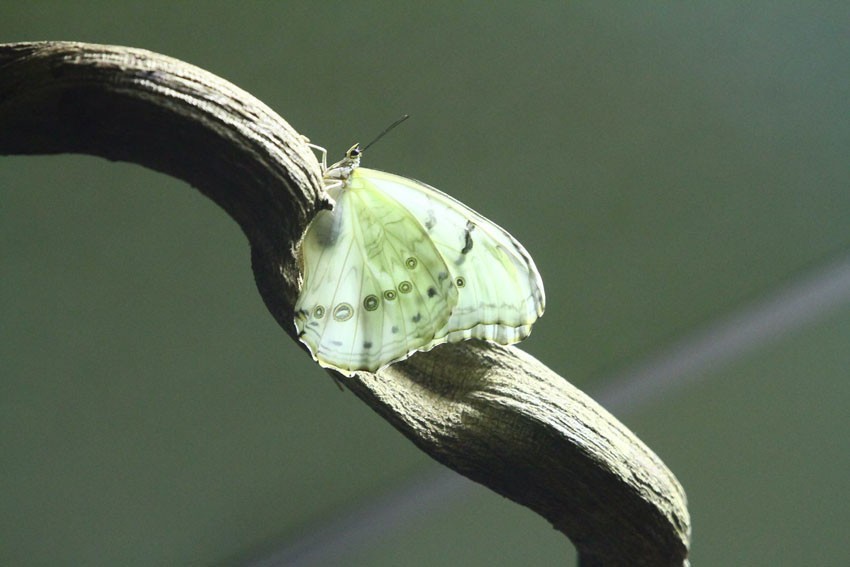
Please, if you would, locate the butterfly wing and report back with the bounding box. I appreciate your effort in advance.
[295,172,459,375]
[359,168,545,348]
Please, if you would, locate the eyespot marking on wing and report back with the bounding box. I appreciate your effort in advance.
[332,303,354,321]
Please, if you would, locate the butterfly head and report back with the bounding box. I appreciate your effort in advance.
[324,143,362,186]
[346,144,363,162]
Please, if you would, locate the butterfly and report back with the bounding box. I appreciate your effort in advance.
[294,138,545,376]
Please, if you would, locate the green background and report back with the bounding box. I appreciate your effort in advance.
[2,2,848,565]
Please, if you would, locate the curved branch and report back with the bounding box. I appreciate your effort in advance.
[0,42,690,565]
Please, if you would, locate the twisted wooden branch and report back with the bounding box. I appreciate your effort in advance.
[0,41,690,565]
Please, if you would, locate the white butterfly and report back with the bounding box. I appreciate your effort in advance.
[295,141,545,376]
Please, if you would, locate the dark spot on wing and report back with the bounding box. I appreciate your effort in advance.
[461,221,475,255]
[438,271,448,281]
[427,286,437,297]
[391,326,399,334]
[363,341,373,349]
[424,210,436,230]
[412,313,421,323]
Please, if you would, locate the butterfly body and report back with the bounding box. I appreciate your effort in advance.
[295,145,545,376]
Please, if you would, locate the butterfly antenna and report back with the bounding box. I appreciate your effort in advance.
[361,114,410,153]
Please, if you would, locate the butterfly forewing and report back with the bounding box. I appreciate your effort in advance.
[361,168,545,347]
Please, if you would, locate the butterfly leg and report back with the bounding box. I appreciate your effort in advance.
[306,143,329,171]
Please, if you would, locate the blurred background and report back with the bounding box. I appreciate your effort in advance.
[2,2,848,565]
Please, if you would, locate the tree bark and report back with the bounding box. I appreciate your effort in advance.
[0,41,690,565]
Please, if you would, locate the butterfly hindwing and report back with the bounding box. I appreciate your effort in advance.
[295,172,458,375]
